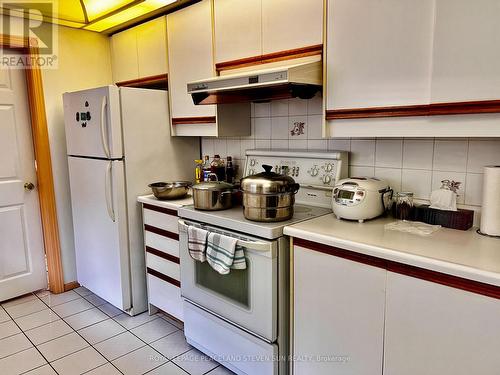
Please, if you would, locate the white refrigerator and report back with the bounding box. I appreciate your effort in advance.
[64,86,199,315]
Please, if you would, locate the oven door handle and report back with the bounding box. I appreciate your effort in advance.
[178,219,273,252]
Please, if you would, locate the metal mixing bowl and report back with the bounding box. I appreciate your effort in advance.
[149,181,192,200]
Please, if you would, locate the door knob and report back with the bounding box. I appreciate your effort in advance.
[24,182,35,191]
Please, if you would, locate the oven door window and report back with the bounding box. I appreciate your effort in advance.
[195,260,250,308]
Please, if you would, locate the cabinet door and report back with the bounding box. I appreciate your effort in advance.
[293,245,386,375]
[111,28,139,83]
[136,17,168,78]
[262,0,323,55]
[326,0,434,110]
[167,0,216,120]
[384,272,500,375]
[431,0,500,102]
[214,0,262,63]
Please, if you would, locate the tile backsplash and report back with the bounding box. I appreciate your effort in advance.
[201,95,500,219]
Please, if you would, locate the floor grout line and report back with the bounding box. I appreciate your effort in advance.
[2,293,61,375]
[2,291,231,375]
[33,291,124,375]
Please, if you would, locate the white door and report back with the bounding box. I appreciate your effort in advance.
[63,86,123,159]
[68,157,130,311]
[0,65,47,301]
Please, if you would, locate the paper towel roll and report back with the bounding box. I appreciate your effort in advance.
[480,166,500,236]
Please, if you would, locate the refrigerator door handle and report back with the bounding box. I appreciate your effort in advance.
[100,95,111,159]
[104,161,115,222]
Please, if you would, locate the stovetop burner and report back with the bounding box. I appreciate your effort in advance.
[178,204,332,240]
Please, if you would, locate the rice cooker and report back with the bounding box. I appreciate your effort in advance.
[332,177,393,222]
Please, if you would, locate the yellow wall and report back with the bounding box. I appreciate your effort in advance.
[1,16,113,283]
[41,26,113,283]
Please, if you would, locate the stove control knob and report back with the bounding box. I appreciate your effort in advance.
[295,167,300,176]
[249,169,255,175]
[310,166,319,177]
[250,159,256,167]
[325,163,333,172]
[322,175,332,184]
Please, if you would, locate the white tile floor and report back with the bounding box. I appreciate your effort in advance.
[0,288,234,375]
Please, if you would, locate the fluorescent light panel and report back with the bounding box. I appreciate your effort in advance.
[83,0,175,32]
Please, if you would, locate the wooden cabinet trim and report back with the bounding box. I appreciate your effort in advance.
[294,238,500,300]
[143,203,178,217]
[116,74,168,89]
[147,267,181,288]
[145,224,179,241]
[326,100,500,120]
[215,44,323,72]
[171,116,217,125]
[146,246,180,264]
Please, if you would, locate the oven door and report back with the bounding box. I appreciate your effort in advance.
[179,219,278,342]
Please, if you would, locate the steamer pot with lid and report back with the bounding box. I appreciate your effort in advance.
[240,165,300,222]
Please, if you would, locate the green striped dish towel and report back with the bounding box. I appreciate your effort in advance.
[206,232,247,275]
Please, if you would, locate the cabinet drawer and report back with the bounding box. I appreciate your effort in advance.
[143,205,178,234]
[145,230,179,258]
[146,252,180,281]
[147,272,183,321]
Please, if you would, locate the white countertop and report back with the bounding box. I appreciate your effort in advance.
[284,215,500,287]
[137,194,194,210]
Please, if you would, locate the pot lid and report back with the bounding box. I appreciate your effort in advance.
[192,181,233,191]
[241,165,298,194]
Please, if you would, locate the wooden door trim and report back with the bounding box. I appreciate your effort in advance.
[294,238,500,300]
[215,44,323,72]
[326,100,500,120]
[1,35,64,294]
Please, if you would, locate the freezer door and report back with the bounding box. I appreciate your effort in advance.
[68,157,131,311]
[63,86,123,159]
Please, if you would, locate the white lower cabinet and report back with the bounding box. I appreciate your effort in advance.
[384,272,500,375]
[293,245,386,375]
[293,241,500,375]
[141,204,183,321]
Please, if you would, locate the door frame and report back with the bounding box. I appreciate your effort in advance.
[1,34,65,293]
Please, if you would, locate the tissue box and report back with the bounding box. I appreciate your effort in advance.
[413,205,474,231]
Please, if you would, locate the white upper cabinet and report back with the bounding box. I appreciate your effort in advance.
[111,27,138,83]
[294,245,386,375]
[214,0,323,64]
[111,17,168,83]
[214,0,262,63]
[326,0,434,110]
[167,0,216,122]
[384,272,500,375]
[262,0,323,55]
[136,17,168,78]
[431,0,500,102]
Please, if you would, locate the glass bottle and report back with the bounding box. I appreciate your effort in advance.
[226,156,235,184]
[202,155,211,181]
[194,159,203,183]
[394,192,414,221]
[210,155,226,182]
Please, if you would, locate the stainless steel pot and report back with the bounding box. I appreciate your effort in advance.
[240,165,300,222]
[192,180,234,211]
[149,181,191,200]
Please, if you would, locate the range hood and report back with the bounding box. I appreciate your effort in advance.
[187,60,322,105]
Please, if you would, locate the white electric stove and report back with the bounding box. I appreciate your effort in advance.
[178,150,348,375]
